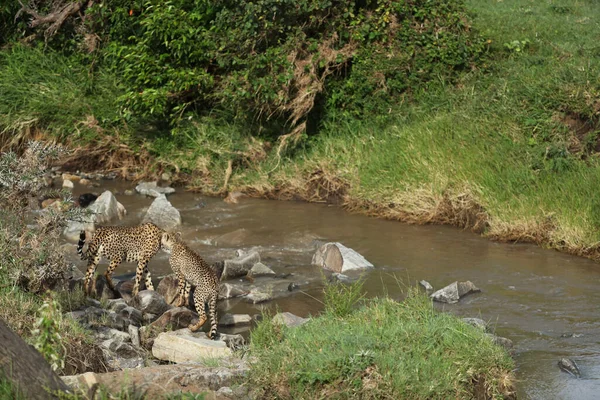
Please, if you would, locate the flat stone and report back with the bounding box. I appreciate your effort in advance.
[135,181,175,197]
[272,312,309,328]
[152,329,232,363]
[62,173,81,182]
[218,314,252,327]
[245,290,272,304]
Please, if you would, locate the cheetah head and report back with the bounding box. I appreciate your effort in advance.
[161,231,182,253]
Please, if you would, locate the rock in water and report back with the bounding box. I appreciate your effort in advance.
[312,242,374,273]
[221,251,260,280]
[77,193,98,208]
[430,281,481,304]
[419,280,434,292]
[558,358,581,378]
[141,194,181,231]
[135,181,175,197]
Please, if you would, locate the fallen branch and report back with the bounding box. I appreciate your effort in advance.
[18,0,88,39]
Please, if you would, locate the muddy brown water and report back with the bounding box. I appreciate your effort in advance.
[64,181,600,399]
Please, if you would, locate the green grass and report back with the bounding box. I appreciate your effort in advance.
[248,287,514,399]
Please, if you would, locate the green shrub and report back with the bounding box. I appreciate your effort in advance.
[8,0,487,131]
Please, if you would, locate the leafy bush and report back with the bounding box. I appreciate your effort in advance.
[11,0,487,132]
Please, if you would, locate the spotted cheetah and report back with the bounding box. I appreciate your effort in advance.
[77,222,164,296]
[161,232,219,339]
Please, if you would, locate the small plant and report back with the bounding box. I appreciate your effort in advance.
[504,39,531,53]
[323,278,365,318]
[32,299,66,372]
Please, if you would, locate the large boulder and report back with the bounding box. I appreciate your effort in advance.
[152,329,232,363]
[89,191,126,223]
[312,242,374,273]
[430,281,481,304]
[135,181,175,197]
[141,194,181,231]
[221,251,260,280]
[62,190,126,242]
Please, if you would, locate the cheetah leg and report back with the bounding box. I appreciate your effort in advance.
[133,259,149,297]
[183,282,192,307]
[207,293,218,340]
[105,257,123,292]
[175,273,187,307]
[189,291,208,332]
[84,253,101,296]
[144,265,154,291]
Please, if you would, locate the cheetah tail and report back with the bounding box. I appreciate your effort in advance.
[77,230,87,260]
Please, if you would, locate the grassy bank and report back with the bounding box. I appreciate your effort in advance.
[248,285,515,399]
[1,0,600,262]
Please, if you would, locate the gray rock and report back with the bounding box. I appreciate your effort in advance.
[119,306,143,327]
[106,299,128,313]
[129,290,171,316]
[135,181,175,197]
[94,327,131,342]
[430,281,481,304]
[272,312,309,328]
[100,337,145,370]
[157,274,180,305]
[245,289,273,304]
[312,242,374,273]
[558,358,581,378]
[128,325,141,348]
[150,307,197,331]
[218,333,246,351]
[219,314,252,327]
[143,313,159,323]
[62,190,126,242]
[486,333,513,350]
[152,329,232,363]
[419,280,434,292]
[221,251,260,280]
[287,282,300,292]
[141,194,181,231]
[247,262,276,278]
[88,190,127,224]
[462,318,490,332]
[219,283,249,300]
[328,272,357,284]
[62,179,74,189]
[216,387,235,398]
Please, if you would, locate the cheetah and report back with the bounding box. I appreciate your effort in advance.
[161,232,219,339]
[77,222,164,296]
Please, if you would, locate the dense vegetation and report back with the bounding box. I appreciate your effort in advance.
[248,284,514,399]
[1,2,600,267]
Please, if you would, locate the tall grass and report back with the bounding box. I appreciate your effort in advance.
[248,286,514,399]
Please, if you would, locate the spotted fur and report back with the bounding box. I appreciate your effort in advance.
[77,222,163,296]
[161,232,219,339]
